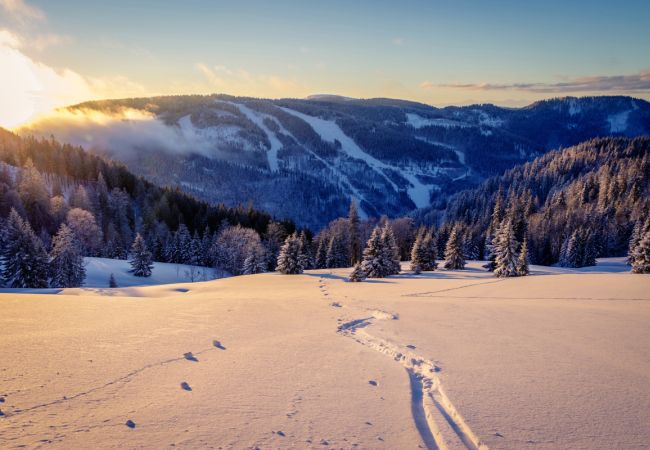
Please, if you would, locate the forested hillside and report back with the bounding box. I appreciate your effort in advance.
[0,129,297,287]
[421,137,650,265]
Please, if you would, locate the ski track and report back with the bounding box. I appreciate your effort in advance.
[280,107,432,209]
[319,275,488,450]
[227,101,370,218]
[226,102,280,172]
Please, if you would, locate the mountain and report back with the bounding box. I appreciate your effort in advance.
[23,95,650,229]
[422,136,650,265]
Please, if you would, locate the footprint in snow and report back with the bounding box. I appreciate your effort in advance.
[213,340,226,350]
[180,382,192,391]
[368,380,378,386]
[125,419,136,428]
[406,344,416,349]
[184,352,198,362]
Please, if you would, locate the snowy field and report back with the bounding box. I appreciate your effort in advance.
[0,258,648,449]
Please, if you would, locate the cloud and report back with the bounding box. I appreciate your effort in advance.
[195,63,303,96]
[0,28,145,128]
[423,70,650,93]
[391,37,404,46]
[0,0,45,23]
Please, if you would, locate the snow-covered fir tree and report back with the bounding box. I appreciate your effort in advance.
[276,233,304,274]
[411,228,438,272]
[559,228,597,268]
[243,246,267,275]
[517,238,530,276]
[443,225,466,270]
[348,199,361,265]
[326,232,349,268]
[628,219,650,267]
[314,234,328,269]
[109,273,118,288]
[493,219,520,278]
[49,223,86,288]
[483,191,504,270]
[1,209,49,288]
[129,233,154,277]
[380,223,401,275]
[360,226,386,278]
[348,262,367,282]
[298,231,313,270]
[630,230,650,274]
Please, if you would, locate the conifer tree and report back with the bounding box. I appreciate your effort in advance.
[494,219,520,278]
[516,238,530,276]
[49,223,86,288]
[109,273,118,288]
[276,233,304,274]
[298,231,313,270]
[348,262,367,282]
[326,232,349,268]
[315,235,328,269]
[1,209,49,288]
[410,228,426,272]
[380,223,401,275]
[243,246,267,275]
[361,226,386,278]
[129,233,154,277]
[628,219,650,266]
[630,230,650,274]
[422,229,439,271]
[348,199,361,265]
[443,225,466,270]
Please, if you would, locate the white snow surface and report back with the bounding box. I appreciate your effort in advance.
[227,102,281,171]
[281,107,432,208]
[1,258,649,449]
[607,110,632,133]
[406,113,471,129]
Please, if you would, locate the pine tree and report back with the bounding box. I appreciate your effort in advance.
[109,273,118,288]
[298,231,313,270]
[443,225,466,270]
[326,232,349,268]
[494,219,520,278]
[348,262,367,282]
[630,230,650,274]
[348,199,361,265]
[1,209,49,288]
[410,229,426,272]
[484,191,504,270]
[360,226,386,278]
[49,223,86,288]
[129,233,154,277]
[516,238,530,276]
[628,219,650,266]
[243,246,267,275]
[380,223,401,275]
[315,234,328,269]
[276,233,304,274]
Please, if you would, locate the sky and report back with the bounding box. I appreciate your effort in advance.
[1,0,649,128]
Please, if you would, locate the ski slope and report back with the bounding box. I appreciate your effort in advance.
[0,258,648,449]
[280,107,433,208]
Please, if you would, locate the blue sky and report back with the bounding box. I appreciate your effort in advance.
[1,0,649,126]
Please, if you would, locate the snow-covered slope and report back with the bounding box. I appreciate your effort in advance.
[1,258,648,449]
[83,257,220,288]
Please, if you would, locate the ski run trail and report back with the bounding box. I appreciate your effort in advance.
[320,275,488,450]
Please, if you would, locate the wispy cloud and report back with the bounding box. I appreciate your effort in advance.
[423,70,650,93]
[195,63,303,96]
[0,0,45,23]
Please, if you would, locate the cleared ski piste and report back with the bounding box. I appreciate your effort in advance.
[0,258,648,449]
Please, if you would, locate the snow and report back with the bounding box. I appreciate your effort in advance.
[281,107,433,208]
[1,258,648,449]
[406,113,471,129]
[476,110,504,128]
[226,102,281,171]
[81,257,220,288]
[607,110,631,133]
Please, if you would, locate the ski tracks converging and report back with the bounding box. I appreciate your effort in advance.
[319,274,488,450]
